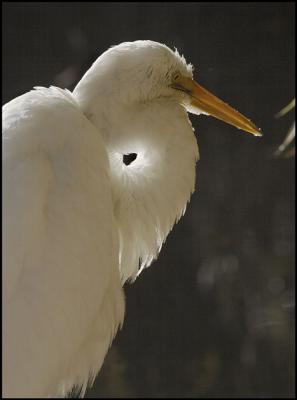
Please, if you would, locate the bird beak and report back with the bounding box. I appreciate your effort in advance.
[174,77,262,136]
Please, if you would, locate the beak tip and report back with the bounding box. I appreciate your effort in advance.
[252,129,263,137]
[245,121,262,137]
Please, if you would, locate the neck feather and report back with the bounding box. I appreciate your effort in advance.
[74,87,199,282]
[107,100,199,282]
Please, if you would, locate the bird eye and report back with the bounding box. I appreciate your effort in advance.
[172,72,181,82]
[123,153,137,166]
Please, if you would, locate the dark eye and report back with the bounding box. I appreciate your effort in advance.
[172,72,181,82]
[123,153,137,166]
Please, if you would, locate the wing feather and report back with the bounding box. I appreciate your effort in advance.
[2,87,124,397]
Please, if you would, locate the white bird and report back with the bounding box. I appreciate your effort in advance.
[2,40,261,398]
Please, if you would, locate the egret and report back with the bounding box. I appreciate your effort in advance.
[3,40,261,397]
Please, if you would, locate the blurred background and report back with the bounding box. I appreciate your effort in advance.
[3,2,295,397]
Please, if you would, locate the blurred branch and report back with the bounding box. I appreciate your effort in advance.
[274,99,295,158]
[275,98,295,119]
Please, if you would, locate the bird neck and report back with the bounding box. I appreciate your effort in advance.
[74,92,199,283]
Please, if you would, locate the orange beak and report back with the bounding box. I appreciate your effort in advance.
[173,76,262,136]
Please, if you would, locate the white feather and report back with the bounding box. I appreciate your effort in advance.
[3,40,198,397]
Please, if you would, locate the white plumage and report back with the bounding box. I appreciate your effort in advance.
[2,40,260,397]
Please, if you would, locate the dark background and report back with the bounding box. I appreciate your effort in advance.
[3,2,295,397]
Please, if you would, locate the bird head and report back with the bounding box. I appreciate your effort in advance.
[74,40,261,136]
